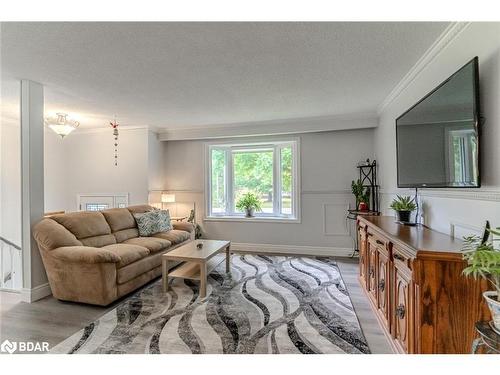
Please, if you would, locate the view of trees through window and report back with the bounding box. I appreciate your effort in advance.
[209,143,294,216]
[233,149,274,213]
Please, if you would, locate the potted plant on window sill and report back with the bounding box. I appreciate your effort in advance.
[462,224,500,333]
[236,192,262,218]
[390,195,417,223]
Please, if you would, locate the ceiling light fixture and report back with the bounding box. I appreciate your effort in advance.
[44,113,79,138]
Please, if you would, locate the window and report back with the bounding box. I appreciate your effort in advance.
[85,203,109,211]
[206,140,299,220]
[78,194,129,211]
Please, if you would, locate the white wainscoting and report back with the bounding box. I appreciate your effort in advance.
[379,189,500,239]
[323,203,351,236]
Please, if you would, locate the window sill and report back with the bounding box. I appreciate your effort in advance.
[204,216,300,224]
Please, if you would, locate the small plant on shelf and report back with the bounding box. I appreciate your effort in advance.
[351,179,370,211]
[462,223,500,332]
[389,195,417,223]
[236,192,262,217]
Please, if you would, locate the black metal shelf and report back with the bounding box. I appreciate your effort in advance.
[356,159,380,214]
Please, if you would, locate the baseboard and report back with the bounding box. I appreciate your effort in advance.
[21,283,52,303]
[231,242,353,257]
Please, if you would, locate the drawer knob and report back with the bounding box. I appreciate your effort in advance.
[396,304,406,319]
[378,279,385,291]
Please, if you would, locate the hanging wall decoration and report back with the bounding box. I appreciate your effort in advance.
[110,117,119,166]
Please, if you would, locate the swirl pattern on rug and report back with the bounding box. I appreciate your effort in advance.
[50,255,370,354]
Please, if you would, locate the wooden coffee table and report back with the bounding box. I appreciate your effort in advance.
[162,240,231,298]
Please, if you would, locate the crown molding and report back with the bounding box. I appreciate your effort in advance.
[158,112,378,141]
[377,22,471,115]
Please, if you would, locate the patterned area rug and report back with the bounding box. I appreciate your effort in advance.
[50,255,370,354]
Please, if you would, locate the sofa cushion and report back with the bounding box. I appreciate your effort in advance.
[102,243,150,268]
[80,234,116,248]
[123,237,171,253]
[117,252,161,284]
[127,204,154,215]
[153,229,190,245]
[52,211,112,239]
[113,228,140,243]
[102,208,136,232]
[172,221,194,233]
[133,209,172,236]
[117,251,181,285]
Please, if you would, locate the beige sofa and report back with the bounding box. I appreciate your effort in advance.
[33,204,193,306]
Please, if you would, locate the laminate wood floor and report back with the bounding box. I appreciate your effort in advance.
[0,257,393,354]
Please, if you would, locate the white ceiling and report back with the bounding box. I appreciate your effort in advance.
[1,22,449,130]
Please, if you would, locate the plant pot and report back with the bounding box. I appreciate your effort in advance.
[483,291,500,333]
[244,207,255,217]
[396,210,412,223]
[358,202,368,211]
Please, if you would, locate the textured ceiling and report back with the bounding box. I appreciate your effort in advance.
[1,22,449,129]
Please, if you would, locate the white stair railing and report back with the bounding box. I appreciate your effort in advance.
[0,236,22,291]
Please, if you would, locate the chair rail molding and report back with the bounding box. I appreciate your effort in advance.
[379,188,500,203]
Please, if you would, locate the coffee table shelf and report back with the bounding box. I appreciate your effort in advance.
[169,254,225,281]
[162,239,231,298]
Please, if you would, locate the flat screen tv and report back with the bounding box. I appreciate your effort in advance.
[396,57,480,188]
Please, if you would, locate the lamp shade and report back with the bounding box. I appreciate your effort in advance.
[161,194,175,203]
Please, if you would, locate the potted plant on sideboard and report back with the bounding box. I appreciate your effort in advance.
[236,192,262,218]
[462,224,500,333]
[390,195,417,223]
[351,179,370,211]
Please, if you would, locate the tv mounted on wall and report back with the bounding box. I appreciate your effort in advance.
[396,57,480,188]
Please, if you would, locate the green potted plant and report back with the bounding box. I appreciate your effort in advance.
[351,179,369,211]
[389,195,417,223]
[462,225,500,333]
[236,192,262,217]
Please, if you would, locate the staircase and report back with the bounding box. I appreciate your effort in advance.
[0,236,22,290]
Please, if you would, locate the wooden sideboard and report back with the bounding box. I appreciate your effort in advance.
[357,216,490,354]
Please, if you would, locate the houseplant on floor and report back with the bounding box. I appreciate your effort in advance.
[351,179,370,211]
[462,223,500,333]
[390,195,417,223]
[236,192,262,217]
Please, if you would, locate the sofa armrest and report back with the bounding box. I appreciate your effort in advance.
[50,246,121,264]
[173,221,195,233]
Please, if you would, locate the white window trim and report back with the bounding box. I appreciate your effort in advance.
[204,137,301,223]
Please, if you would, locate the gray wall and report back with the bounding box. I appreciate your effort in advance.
[375,22,500,237]
[163,128,374,250]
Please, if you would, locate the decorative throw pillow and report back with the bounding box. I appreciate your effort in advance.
[133,209,172,236]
